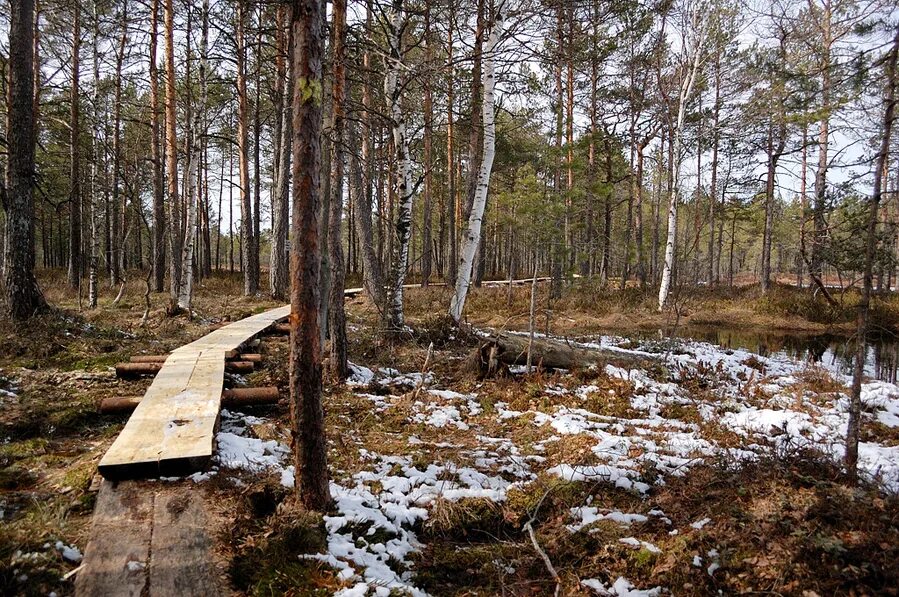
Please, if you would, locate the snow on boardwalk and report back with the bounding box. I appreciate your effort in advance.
[98,305,290,479]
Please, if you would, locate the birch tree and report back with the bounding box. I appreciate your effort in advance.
[164,0,182,309]
[383,0,415,333]
[657,1,709,311]
[150,0,165,293]
[178,0,209,312]
[449,0,506,322]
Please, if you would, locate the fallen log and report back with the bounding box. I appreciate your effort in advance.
[99,387,280,414]
[116,360,255,378]
[129,353,262,364]
[467,332,650,377]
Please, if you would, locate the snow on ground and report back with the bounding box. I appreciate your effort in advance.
[214,397,535,595]
[500,333,899,492]
[209,338,899,595]
[581,576,663,596]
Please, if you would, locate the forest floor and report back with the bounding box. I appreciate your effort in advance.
[2,271,898,596]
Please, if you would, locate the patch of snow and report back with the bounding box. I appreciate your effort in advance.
[126,560,146,572]
[568,507,648,532]
[215,431,289,473]
[347,363,375,386]
[54,541,82,564]
[582,576,663,596]
[618,537,661,553]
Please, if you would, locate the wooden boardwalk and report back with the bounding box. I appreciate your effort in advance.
[77,306,291,596]
[75,480,223,596]
[98,305,290,480]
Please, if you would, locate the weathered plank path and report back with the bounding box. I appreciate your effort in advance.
[75,480,223,596]
[78,306,291,596]
[98,305,290,479]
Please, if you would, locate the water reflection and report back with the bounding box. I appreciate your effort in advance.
[620,327,899,383]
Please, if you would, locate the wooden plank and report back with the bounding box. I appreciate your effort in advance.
[149,488,221,596]
[99,306,290,479]
[74,481,153,597]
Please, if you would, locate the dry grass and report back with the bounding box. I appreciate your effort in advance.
[3,272,899,596]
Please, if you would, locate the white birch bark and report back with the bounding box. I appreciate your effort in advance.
[449,0,506,323]
[384,0,414,332]
[657,5,706,311]
[177,0,208,311]
[88,0,101,309]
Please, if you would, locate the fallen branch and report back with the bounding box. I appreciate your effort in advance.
[523,487,561,597]
[111,279,127,306]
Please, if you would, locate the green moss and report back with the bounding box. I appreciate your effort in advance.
[0,438,49,465]
[0,464,39,490]
[629,547,659,571]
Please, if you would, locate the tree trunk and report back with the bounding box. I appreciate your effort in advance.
[67,0,82,290]
[327,0,349,380]
[635,140,648,287]
[111,0,127,286]
[164,0,182,308]
[810,0,832,278]
[420,2,433,288]
[237,0,256,296]
[384,0,414,334]
[270,4,292,301]
[846,25,898,479]
[3,0,46,319]
[445,6,457,284]
[289,0,330,511]
[464,0,485,225]
[449,0,505,322]
[178,0,209,312]
[708,54,721,284]
[251,7,262,296]
[88,0,101,310]
[658,14,704,311]
[761,116,786,292]
[348,118,384,309]
[150,0,165,292]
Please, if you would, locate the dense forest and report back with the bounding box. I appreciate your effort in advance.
[2,0,899,595]
[1,0,897,315]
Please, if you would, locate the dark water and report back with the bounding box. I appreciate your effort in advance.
[617,327,899,383]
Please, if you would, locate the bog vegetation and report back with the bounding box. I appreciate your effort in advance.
[1,0,899,595]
